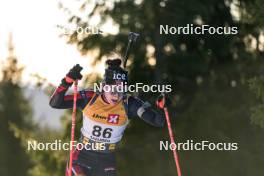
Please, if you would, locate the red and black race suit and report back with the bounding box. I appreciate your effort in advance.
[50,83,165,176]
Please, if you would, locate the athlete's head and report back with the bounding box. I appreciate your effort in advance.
[103,58,128,105]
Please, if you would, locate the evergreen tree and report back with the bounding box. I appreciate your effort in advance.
[0,33,32,175]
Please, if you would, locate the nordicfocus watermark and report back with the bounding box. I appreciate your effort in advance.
[57,25,103,35]
[27,140,106,151]
[160,140,238,151]
[160,24,238,35]
[94,82,172,93]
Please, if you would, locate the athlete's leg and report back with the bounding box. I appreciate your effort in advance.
[66,148,117,176]
[103,167,117,176]
[65,149,92,176]
[98,152,117,176]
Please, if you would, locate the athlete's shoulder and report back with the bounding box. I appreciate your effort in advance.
[127,95,141,103]
[127,95,143,109]
[79,88,96,99]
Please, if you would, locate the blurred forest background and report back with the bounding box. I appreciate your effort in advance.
[1,0,264,175]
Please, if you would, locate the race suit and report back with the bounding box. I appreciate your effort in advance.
[49,83,165,176]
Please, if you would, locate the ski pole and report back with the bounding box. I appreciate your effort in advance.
[162,94,182,176]
[68,80,78,176]
[123,32,140,68]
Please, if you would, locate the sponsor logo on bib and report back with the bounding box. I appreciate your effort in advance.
[107,114,119,124]
[92,113,107,120]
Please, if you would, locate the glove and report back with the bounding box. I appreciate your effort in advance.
[156,94,171,109]
[61,64,83,88]
[66,64,83,80]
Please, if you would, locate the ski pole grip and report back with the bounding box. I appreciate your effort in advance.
[74,80,78,86]
[128,32,140,42]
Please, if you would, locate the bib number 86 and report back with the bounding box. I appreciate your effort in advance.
[92,125,113,138]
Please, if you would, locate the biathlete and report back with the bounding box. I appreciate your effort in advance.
[49,59,166,176]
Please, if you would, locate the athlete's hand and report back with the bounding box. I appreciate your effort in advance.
[65,64,83,83]
[156,94,171,109]
[60,64,83,88]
